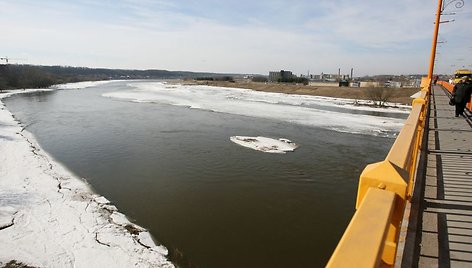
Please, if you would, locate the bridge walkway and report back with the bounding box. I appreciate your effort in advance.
[417,84,472,267]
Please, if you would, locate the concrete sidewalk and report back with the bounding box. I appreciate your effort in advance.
[418,85,472,267]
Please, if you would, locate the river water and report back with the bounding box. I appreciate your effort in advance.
[4,81,399,267]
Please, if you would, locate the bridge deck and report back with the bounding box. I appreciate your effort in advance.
[417,85,472,267]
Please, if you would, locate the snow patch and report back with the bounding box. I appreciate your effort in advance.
[230,136,298,154]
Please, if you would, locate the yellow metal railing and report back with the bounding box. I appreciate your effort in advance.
[327,78,430,267]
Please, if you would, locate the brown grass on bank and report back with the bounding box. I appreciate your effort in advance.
[178,79,419,105]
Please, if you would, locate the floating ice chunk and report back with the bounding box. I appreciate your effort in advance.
[230,136,298,154]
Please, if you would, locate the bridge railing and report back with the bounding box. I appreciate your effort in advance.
[438,80,453,93]
[326,78,430,267]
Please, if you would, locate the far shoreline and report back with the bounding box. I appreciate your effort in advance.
[1,78,418,107]
[171,79,419,106]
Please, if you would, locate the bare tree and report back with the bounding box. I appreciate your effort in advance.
[364,87,395,107]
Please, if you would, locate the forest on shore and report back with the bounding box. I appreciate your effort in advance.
[0,64,229,90]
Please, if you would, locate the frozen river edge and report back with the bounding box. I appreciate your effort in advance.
[0,86,174,267]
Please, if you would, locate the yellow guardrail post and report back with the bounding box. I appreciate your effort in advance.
[356,161,408,265]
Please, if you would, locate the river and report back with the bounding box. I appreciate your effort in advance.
[4,80,400,267]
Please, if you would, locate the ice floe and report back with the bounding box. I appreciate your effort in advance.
[52,80,113,90]
[103,81,409,137]
[0,85,173,267]
[0,80,114,99]
[230,136,298,154]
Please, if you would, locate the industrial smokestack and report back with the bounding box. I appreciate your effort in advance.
[338,68,341,79]
[350,68,353,80]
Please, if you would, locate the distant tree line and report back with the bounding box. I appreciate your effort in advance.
[251,76,268,82]
[0,64,233,90]
[0,65,58,89]
[194,76,235,82]
[249,75,307,84]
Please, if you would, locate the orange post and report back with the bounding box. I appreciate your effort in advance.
[428,0,443,80]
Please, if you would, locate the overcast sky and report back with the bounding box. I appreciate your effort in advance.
[1,0,471,76]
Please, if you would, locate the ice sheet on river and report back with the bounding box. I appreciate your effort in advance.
[230,136,298,154]
[0,89,173,267]
[52,80,113,90]
[103,81,409,137]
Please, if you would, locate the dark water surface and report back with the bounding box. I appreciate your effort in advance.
[4,81,394,268]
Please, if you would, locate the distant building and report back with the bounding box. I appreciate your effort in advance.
[359,81,382,88]
[308,81,339,87]
[385,81,402,88]
[268,72,280,82]
[269,70,294,82]
[310,72,350,82]
[350,82,360,87]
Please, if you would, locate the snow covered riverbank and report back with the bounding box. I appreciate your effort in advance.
[103,81,410,138]
[0,83,174,267]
